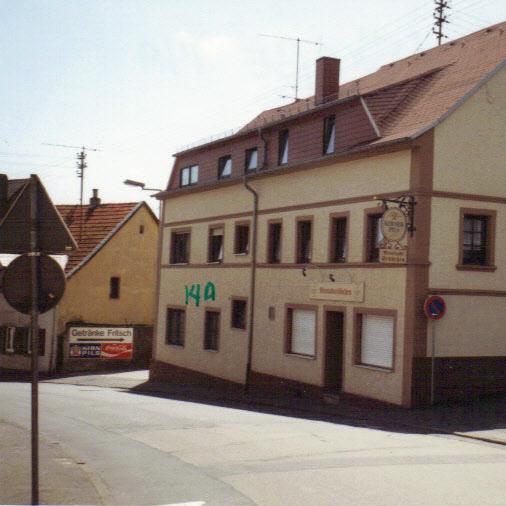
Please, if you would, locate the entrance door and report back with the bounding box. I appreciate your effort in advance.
[324,311,344,391]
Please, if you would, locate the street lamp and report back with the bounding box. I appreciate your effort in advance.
[123,179,163,192]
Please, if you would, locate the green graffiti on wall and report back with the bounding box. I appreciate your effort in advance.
[185,282,216,306]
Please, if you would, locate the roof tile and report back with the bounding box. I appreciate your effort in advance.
[56,203,138,274]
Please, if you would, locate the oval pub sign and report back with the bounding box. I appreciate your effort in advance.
[381,207,407,243]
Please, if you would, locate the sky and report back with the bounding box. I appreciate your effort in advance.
[1,0,505,212]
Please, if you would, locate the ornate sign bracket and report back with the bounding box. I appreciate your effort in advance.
[376,195,416,236]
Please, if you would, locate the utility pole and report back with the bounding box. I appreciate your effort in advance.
[42,143,99,243]
[259,34,322,100]
[76,148,87,244]
[433,0,450,46]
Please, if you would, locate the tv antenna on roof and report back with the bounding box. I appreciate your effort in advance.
[433,0,451,46]
[259,34,322,100]
[42,143,100,243]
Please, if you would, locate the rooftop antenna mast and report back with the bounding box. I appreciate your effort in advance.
[433,0,450,46]
[259,34,322,100]
[42,143,100,243]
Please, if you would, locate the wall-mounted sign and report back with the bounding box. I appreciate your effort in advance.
[310,283,364,302]
[379,248,407,264]
[381,207,407,242]
[68,326,133,359]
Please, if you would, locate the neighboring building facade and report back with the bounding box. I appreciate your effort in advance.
[152,23,506,406]
[55,190,159,371]
[0,176,76,374]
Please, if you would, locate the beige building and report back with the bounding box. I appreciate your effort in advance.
[56,190,159,371]
[152,23,506,406]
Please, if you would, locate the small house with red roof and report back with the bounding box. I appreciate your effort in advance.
[55,189,158,371]
[152,23,506,406]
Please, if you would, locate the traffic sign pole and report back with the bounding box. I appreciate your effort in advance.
[29,176,39,506]
[424,295,446,406]
[430,321,436,405]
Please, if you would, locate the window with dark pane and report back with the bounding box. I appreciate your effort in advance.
[367,214,383,262]
[331,216,347,262]
[245,148,258,172]
[268,222,282,264]
[218,155,232,179]
[234,224,249,254]
[463,214,489,265]
[166,308,185,346]
[110,277,120,299]
[323,115,336,155]
[278,130,289,165]
[180,165,199,187]
[204,311,220,350]
[208,227,224,263]
[171,231,190,264]
[296,220,312,264]
[231,299,247,329]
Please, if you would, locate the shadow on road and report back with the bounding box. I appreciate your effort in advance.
[127,380,506,442]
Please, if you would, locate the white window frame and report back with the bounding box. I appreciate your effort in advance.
[6,327,15,353]
[287,307,316,357]
[180,164,199,187]
[245,148,258,172]
[323,116,336,155]
[357,312,395,370]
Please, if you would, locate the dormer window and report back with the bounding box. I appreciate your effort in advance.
[323,115,336,155]
[245,148,258,172]
[278,130,289,165]
[180,164,199,187]
[218,155,232,179]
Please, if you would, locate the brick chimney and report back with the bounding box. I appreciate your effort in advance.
[89,188,101,207]
[315,57,340,105]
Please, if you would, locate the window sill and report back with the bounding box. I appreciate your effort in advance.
[207,261,223,265]
[285,352,316,361]
[456,264,497,272]
[166,343,184,348]
[231,326,246,331]
[169,262,189,266]
[233,252,249,256]
[203,348,219,353]
[354,364,393,373]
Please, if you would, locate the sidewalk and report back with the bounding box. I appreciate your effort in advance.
[0,420,103,505]
[42,370,506,446]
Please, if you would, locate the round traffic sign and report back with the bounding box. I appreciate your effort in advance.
[3,253,66,314]
[423,295,446,320]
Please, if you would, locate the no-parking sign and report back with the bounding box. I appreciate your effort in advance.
[423,295,446,320]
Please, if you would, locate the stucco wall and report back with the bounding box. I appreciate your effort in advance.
[58,205,158,333]
[157,150,411,405]
[0,296,57,372]
[433,65,506,195]
[430,66,506,358]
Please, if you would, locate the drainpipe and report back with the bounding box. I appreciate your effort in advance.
[243,177,258,395]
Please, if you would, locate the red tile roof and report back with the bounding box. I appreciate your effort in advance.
[242,22,506,146]
[56,202,139,274]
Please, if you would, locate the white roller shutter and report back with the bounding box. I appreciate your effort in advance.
[361,314,394,368]
[291,309,316,356]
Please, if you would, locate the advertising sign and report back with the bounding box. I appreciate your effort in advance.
[379,248,407,264]
[68,326,133,359]
[310,283,364,302]
[381,207,407,242]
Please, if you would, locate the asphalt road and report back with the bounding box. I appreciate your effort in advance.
[2,380,506,506]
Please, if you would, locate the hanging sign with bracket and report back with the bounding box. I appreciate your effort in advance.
[375,195,415,264]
